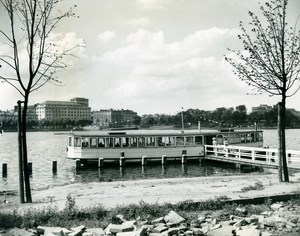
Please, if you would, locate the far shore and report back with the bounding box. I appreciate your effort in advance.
[2,172,300,213]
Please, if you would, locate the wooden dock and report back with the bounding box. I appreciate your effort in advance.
[204,145,300,170]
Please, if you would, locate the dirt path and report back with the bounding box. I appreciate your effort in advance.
[2,172,300,213]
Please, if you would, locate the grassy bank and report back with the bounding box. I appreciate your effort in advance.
[1,193,300,230]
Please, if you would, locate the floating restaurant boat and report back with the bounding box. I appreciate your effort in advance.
[66,129,263,166]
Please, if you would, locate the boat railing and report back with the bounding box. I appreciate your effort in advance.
[204,145,300,169]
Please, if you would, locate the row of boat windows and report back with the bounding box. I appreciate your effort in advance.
[70,136,204,148]
[68,132,263,148]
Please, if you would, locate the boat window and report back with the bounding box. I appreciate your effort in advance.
[234,134,240,143]
[138,137,145,148]
[90,138,97,148]
[106,138,114,148]
[68,137,73,147]
[146,137,155,147]
[74,137,81,147]
[176,137,184,146]
[82,138,89,148]
[246,133,253,142]
[157,137,165,147]
[195,136,203,145]
[217,135,223,145]
[185,136,194,146]
[98,138,105,148]
[241,134,246,143]
[166,136,176,146]
[122,137,130,147]
[130,137,138,148]
[114,137,122,148]
[228,134,234,144]
[258,132,263,141]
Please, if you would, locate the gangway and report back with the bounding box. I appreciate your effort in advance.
[204,145,300,170]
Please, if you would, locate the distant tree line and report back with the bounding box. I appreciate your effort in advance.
[2,104,300,131]
[1,119,92,131]
[140,105,300,129]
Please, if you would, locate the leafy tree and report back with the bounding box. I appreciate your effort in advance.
[225,0,300,182]
[0,0,82,202]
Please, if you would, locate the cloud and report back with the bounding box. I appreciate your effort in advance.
[126,17,151,27]
[83,27,249,113]
[98,31,116,43]
[136,0,172,10]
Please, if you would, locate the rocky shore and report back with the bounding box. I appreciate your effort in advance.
[2,201,300,236]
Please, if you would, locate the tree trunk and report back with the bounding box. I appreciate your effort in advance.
[17,100,25,203]
[22,95,32,203]
[281,100,289,182]
[277,102,283,182]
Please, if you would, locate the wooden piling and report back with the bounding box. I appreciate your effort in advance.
[76,160,81,169]
[181,155,187,164]
[142,156,147,166]
[28,162,32,174]
[2,163,7,177]
[162,155,167,165]
[52,161,57,173]
[98,158,104,168]
[119,157,126,167]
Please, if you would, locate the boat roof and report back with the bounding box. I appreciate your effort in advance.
[68,129,261,137]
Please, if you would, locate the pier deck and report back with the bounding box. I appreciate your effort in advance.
[204,145,300,170]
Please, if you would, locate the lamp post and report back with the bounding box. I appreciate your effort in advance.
[181,107,184,133]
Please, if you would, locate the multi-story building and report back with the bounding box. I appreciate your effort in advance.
[0,110,17,121]
[35,97,92,121]
[93,109,138,128]
[252,104,272,113]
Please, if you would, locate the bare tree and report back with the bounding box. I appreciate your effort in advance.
[0,0,83,202]
[225,0,300,182]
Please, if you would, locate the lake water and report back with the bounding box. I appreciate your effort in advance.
[0,129,300,191]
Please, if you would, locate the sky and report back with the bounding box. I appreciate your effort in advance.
[0,0,300,115]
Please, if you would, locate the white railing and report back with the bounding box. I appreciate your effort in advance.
[204,145,300,169]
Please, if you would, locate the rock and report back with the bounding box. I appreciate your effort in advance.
[85,228,105,236]
[206,225,233,236]
[43,227,72,236]
[233,218,246,228]
[270,203,284,211]
[210,223,222,231]
[164,211,185,225]
[152,217,165,224]
[1,228,36,236]
[151,225,168,233]
[236,227,260,236]
[235,207,248,215]
[69,230,83,236]
[71,225,87,233]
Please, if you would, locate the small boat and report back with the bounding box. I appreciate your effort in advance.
[66,129,263,165]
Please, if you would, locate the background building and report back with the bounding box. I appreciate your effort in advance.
[35,97,92,122]
[252,104,272,113]
[93,109,138,128]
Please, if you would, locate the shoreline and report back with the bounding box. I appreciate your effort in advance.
[2,172,300,213]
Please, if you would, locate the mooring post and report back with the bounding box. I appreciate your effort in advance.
[181,154,187,164]
[2,163,7,177]
[98,158,104,168]
[142,156,147,166]
[120,152,125,167]
[162,155,167,165]
[52,161,57,173]
[76,160,81,169]
[28,162,32,174]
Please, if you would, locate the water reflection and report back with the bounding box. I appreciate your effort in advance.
[72,159,245,184]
